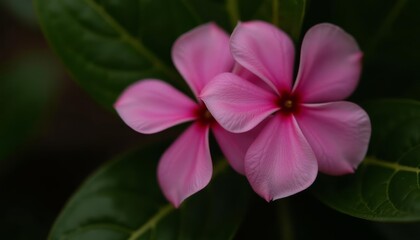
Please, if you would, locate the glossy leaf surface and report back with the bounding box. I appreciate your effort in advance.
[314,99,420,221]
[36,0,306,109]
[49,144,249,239]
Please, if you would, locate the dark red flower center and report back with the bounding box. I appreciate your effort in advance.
[277,91,300,115]
[195,104,215,125]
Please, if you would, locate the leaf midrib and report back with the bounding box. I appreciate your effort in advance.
[126,160,229,239]
[363,157,420,173]
[83,0,178,80]
[127,204,174,240]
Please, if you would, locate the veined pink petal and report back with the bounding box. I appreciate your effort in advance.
[245,115,318,201]
[230,21,295,93]
[201,73,279,133]
[296,102,371,175]
[232,63,275,93]
[114,80,197,134]
[212,121,265,174]
[158,123,212,207]
[293,23,362,102]
[172,23,234,98]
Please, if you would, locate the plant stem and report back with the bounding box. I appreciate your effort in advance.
[277,198,294,240]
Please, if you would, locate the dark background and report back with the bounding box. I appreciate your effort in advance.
[0,2,142,238]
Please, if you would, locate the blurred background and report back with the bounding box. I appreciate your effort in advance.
[0,1,144,238]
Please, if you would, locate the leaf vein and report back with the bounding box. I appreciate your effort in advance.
[358,165,376,213]
[82,0,178,80]
[363,157,420,173]
[384,170,401,212]
[126,160,229,240]
[127,204,174,240]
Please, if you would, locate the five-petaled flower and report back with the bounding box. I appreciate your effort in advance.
[201,21,371,201]
[114,23,259,207]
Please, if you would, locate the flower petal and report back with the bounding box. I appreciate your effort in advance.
[172,23,233,97]
[230,21,295,93]
[245,115,318,201]
[296,102,371,175]
[212,121,265,174]
[158,123,212,207]
[232,63,275,93]
[201,73,279,133]
[293,23,363,102]
[114,80,197,134]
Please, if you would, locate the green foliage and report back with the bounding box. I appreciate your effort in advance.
[35,0,305,109]
[314,100,420,221]
[48,144,249,240]
[33,0,420,238]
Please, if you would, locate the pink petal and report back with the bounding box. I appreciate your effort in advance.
[114,79,197,134]
[172,23,234,98]
[158,123,212,207]
[230,21,295,93]
[296,101,371,175]
[245,115,318,201]
[232,63,275,93]
[212,121,265,174]
[293,23,363,102]
[200,73,279,133]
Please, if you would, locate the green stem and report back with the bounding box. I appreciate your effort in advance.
[272,0,280,26]
[277,198,294,240]
[226,0,240,29]
[213,159,229,176]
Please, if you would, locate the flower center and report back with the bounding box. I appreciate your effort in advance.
[196,104,215,125]
[283,99,293,109]
[278,92,300,115]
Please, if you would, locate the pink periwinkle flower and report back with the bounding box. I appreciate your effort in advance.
[114,23,259,207]
[201,21,371,201]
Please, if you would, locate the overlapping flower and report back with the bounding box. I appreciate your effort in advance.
[202,21,371,201]
[114,23,259,207]
[115,20,371,206]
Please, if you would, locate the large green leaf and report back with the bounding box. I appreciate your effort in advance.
[36,0,307,109]
[48,143,249,239]
[0,53,58,162]
[314,99,420,221]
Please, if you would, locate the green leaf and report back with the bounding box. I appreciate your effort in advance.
[49,144,249,239]
[36,0,308,109]
[35,0,195,109]
[254,0,307,42]
[0,53,58,162]
[314,99,420,221]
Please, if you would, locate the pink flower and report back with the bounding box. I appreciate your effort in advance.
[201,21,371,201]
[114,23,258,207]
